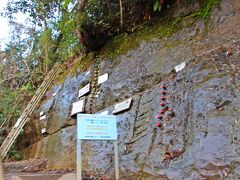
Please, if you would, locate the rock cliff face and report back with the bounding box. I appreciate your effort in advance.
[19,0,240,179]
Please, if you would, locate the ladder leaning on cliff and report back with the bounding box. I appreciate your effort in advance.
[0,62,62,159]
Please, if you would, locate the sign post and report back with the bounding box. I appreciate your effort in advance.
[114,140,120,180]
[77,138,82,180]
[77,114,119,180]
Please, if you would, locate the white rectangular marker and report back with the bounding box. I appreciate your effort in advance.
[41,128,47,134]
[14,118,22,128]
[40,115,46,120]
[40,111,44,117]
[99,111,109,115]
[98,73,108,85]
[85,70,90,76]
[78,84,90,98]
[71,98,85,116]
[52,93,57,97]
[113,98,132,114]
[175,61,186,72]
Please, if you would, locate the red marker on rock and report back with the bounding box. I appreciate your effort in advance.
[156,123,162,127]
[160,96,165,101]
[160,102,165,106]
[160,109,165,114]
[161,85,167,89]
[157,115,163,119]
[161,92,168,95]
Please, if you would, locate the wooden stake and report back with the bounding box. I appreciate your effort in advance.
[119,0,123,27]
[114,140,120,180]
[77,139,82,180]
[0,158,4,180]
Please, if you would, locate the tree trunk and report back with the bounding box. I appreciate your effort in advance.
[76,0,87,42]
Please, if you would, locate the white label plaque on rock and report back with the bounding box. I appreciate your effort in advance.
[78,84,90,98]
[41,128,47,134]
[14,118,22,128]
[52,92,57,97]
[98,73,108,85]
[85,70,90,76]
[40,111,44,117]
[71,99,85,116]
[175,61,186,72]
[40,115,46,120]
[113,98,132,114]
[99,111,109,115]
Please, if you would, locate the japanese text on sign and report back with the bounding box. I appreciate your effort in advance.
[77,114,117,140]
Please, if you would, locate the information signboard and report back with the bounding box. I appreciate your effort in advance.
[76,114,119,180]
[77,114,117,140]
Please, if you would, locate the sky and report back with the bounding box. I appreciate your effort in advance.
[0,0,26,49]
[0,0,9,48]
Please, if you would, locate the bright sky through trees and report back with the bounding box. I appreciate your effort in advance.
[0,0,9,48]
[0,0,26,49]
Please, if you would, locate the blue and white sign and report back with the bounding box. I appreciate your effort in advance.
[77,114,117,140]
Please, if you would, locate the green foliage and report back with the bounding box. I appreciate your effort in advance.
[191,0,221,20]
[20,83,36,96]
[5,0,61,27]
[0,83,35,124]
[153,0,162,12]
[0,87,18,118]
[102,0,220,59]
[55,10,82,61]
[39,29,54,69]
[62,0,73,9]
[103,17,183,59]
[6,148,21,161]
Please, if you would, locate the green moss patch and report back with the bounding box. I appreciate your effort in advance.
[100,0,221,60]
[101,17,183,59]
[191,0,221,20]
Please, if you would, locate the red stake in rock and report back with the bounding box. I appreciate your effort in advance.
[161,85,167,89]
[160,96,166,101]
[157,115,163,119]
[156,123,162,127]
[159,109,165,114]
[160,102,165,106]
[161,91,168,95]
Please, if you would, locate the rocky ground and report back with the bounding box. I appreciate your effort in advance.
[3,159,76,180]
[4,0,240,179]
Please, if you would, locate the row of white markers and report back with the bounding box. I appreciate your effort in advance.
[39,93,57,134]
[38,61,186,134]
[70,71,132,117]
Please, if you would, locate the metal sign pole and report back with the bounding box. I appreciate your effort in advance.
[77,139,82,180]
[114,140,120,180]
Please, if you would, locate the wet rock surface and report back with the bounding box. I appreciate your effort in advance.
[19,0,240,179]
